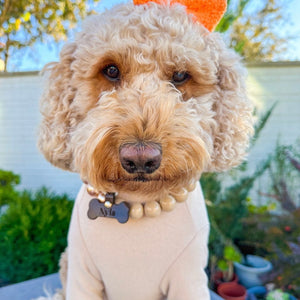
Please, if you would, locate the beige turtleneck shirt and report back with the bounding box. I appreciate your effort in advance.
[66,182,210,300]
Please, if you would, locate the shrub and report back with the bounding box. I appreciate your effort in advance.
[0,177,74,285]
[202,104,276,288]
[0,169,20,207]
[239,141,300,297]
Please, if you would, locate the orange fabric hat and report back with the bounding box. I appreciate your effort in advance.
[133,0,227,31]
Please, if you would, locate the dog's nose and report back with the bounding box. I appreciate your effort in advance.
[119,143,162,174]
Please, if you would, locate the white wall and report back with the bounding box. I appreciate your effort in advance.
[247,62,300,163]
[0,72,81,198]
[245,62,300,207]
[0,62,299,199]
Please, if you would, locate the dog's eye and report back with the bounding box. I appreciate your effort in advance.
[103,65,120,81]
[172,71,190,85]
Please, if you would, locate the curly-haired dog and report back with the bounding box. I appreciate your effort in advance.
[38,1,253,299]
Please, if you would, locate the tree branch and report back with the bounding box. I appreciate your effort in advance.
[0,0,11,28]
[285,151,300,172]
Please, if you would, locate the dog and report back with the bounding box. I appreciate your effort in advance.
[38,1,253,299]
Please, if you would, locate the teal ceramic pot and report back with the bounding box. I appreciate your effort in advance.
[234,255,272,288]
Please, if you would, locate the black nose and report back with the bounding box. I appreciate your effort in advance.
[119,143,162,174]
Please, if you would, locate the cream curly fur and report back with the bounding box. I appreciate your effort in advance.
[39,2,253,182]
[37,2,253,299]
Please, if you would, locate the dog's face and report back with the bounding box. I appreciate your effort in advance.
[38,3,253,196]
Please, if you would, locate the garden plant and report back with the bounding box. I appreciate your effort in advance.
[202,104,300,298]
[0,170,74,286]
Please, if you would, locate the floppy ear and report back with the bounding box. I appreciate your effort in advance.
[38,42,77,171]
[207,37,254,172]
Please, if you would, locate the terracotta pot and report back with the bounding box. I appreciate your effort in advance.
[217,282,247,300]
[213,271,238,290]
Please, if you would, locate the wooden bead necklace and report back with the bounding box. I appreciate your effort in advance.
[86,181,196,223]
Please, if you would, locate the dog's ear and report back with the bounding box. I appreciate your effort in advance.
[207,39,254,172]
[38,42,77,171]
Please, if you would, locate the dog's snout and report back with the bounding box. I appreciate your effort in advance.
[119,143,162,174]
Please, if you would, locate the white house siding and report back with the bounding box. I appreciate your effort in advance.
[246,62,300,207]
[247,62,300,161]
[0,62,299,199]
[0,72,81,198]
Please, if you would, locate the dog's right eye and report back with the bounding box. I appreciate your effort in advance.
[103,65,120,81]
[172,71,190,85]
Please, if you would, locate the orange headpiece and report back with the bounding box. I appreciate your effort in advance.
[133,0,227,32]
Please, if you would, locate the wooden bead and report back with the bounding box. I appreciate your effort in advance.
[172,188,188,202]
[186,181,197,192]
[130,203,144,219]
[104,200,112,208]
[144,201,161,217]
[97,192,105,203]
[87,185,98,196]
[160,195,176,212]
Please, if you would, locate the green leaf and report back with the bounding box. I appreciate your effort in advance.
[224,245,242,262]
[218,259,228,271]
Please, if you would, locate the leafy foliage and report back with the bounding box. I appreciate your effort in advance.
[0,170,74,286]
[239,142,300,297]
[215,0,250,33]
[251,102,277,147]
[204,101,300,297]
[228,0,289,61]
[0,0,99,71]
[217,245,242,282]
[202,104,274,289]
[203,104,275,245]
[240,209,300,297]
[0,0,293,70]
[0,169,20,206]
[216,0,290,61]
[263,141,300,212]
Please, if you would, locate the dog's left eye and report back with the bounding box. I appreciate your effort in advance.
[172,71,190,85]
[103,65,120,81]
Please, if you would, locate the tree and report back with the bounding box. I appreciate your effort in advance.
[229,0,288,61]
[217,0,289,62]
[216,0,250,33]
[0,0,99,71]
[0,0,291,70]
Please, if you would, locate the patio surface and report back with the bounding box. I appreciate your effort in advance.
[0,273,223,300]
[0,273,61,300]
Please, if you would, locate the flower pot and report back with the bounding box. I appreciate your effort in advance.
[217,282,247,300]
[213,271,238,290]
[247,285,267,300]
[234,255,272,288]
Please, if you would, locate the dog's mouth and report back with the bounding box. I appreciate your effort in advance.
[108,175,164,184]
[133,175,151,182]
[106,174,168,193]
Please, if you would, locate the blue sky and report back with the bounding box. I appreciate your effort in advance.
[10,0,300,71]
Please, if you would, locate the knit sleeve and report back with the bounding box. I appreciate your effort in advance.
[66,186,105,300]
[160,225,210,300]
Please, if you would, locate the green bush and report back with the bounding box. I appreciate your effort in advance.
[0,170,20,207]
[0,171,74,285]
[202,104,276,288]
[205,139,300,296]
[239,141,300,297]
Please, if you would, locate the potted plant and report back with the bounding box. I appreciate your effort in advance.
[267,289,297,300]
[213,245,242,289]
[234,254,272,288]
[217,282,247,300]
[238,143,300,298]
